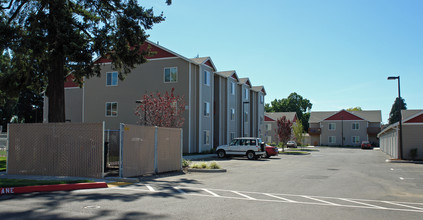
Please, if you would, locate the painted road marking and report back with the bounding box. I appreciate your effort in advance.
[383,201,423,211]
[302,196,340,206]
[232,191,256,200]
[263,193,296,203]
[339,198,387,209]
[203,188,220,197]
[145,184,155,192]
[104,186,423,213]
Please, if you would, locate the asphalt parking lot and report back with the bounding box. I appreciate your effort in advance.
[1,147,422,219]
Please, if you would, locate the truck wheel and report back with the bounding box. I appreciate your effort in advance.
[247,151,255,160]
[217,150,226,158]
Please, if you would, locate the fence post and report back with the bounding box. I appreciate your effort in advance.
[154,126,158,174]
[6,123,9,174]
[119,123,124,178]
[102,121,105,178]
[180,128,183,170]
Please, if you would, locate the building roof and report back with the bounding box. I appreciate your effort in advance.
[238,78,252,88]
[265,112,297,122]
[190,56,217,71]
[309,110,382,123]
[215,70,239,81]
[402,109,423,120]
[251,86,266,95]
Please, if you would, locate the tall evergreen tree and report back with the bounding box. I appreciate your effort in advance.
[1,0,171,122]
[388,97,407,124]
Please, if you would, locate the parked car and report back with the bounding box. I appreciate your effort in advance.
[361,141,372,149]
[286,141,297,148]
[216,137,266,160]
[264,145,279,158]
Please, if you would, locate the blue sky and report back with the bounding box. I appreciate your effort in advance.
[142,0,423,123]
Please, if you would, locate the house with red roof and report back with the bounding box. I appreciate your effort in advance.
[263,112,297,144]
[308,110,382,146]
[378,110,423,160]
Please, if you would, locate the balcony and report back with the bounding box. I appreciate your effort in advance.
[367,127,381,135]
[308,128,321,135]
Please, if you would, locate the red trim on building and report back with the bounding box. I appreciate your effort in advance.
[204,60,213,68]
[94,42,177,64]
[293,114,297,123]
[324,110,364,121]
[64,75,79,88]
[264,116,274,121]
[231,74,238,81]
[405,113,423,123]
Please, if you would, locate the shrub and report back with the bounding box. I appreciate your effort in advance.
[191,163,201,169]
[209,161,221,169]
[200,162,207,169]
[182,159,191,168]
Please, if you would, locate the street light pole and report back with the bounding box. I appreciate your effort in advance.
[387,76,403,160]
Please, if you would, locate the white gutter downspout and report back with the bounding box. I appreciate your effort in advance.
[188,63,192,153]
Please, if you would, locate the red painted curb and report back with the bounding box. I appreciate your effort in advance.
[1,182,108,195]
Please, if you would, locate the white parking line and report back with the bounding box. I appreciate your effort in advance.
[232,191,256,200]
[173,187,186,194]
[383,201,423,211]
[145,184,155,192]
[263,193,296,203]
[339,198,387,209]
[302,196,340,206]
[203,188,220,197]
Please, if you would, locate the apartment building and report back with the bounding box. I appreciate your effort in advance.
[308,110,381,146]
[263,112,297,144]
[46,41,265,153]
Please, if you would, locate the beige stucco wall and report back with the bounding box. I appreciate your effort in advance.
[65,88,83,123]
[402,125,423,160]
[198,65,214,152]
[320,120,369,146]
[83,58,193,153]
[227,78,238,142]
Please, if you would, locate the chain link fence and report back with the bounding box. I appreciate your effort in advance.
[7,123,104,178]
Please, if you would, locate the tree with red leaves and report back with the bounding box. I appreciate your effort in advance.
[276,116,292,152]
[135,88,185,128]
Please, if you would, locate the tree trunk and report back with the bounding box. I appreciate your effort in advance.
[46,0,66,122]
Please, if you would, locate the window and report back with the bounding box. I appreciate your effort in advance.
[204,102,210,117]
[266,124,272,131]
[230,108,235,120]
[203,130,210,145]
[352,136,360,144]
[267,136,272,143]
[231,82,235,95]
[250,139,256,146]
[352,122,359,130]
[328,136,336,144]
[329,123,336,130]
[204,71,210,86]
[230,133,235,142]
[164,67,178,83]
[260,95,264,104]
[106,72,118,86]
[244,88,249,99]
[244,112,248,122]
[106,102,118,117]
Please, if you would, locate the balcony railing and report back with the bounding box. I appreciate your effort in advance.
[308,128,321,135]
[367,127,381,135]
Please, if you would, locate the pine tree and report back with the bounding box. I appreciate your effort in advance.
[1,0,171,122]
[388,97,407,124]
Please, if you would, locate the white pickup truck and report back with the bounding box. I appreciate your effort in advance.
[216,137,266,160]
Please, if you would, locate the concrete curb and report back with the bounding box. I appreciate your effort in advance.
[187,168,227,173]
[386,159,423,164]
[0,182,108,195]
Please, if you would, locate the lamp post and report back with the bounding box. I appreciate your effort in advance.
[387,76,403,160]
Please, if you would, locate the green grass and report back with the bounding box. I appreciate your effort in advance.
[189,161,222,169]
[0,150,6,157]
[279,151,311,155]
[0,179,92,187]
[0,157,6,172]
